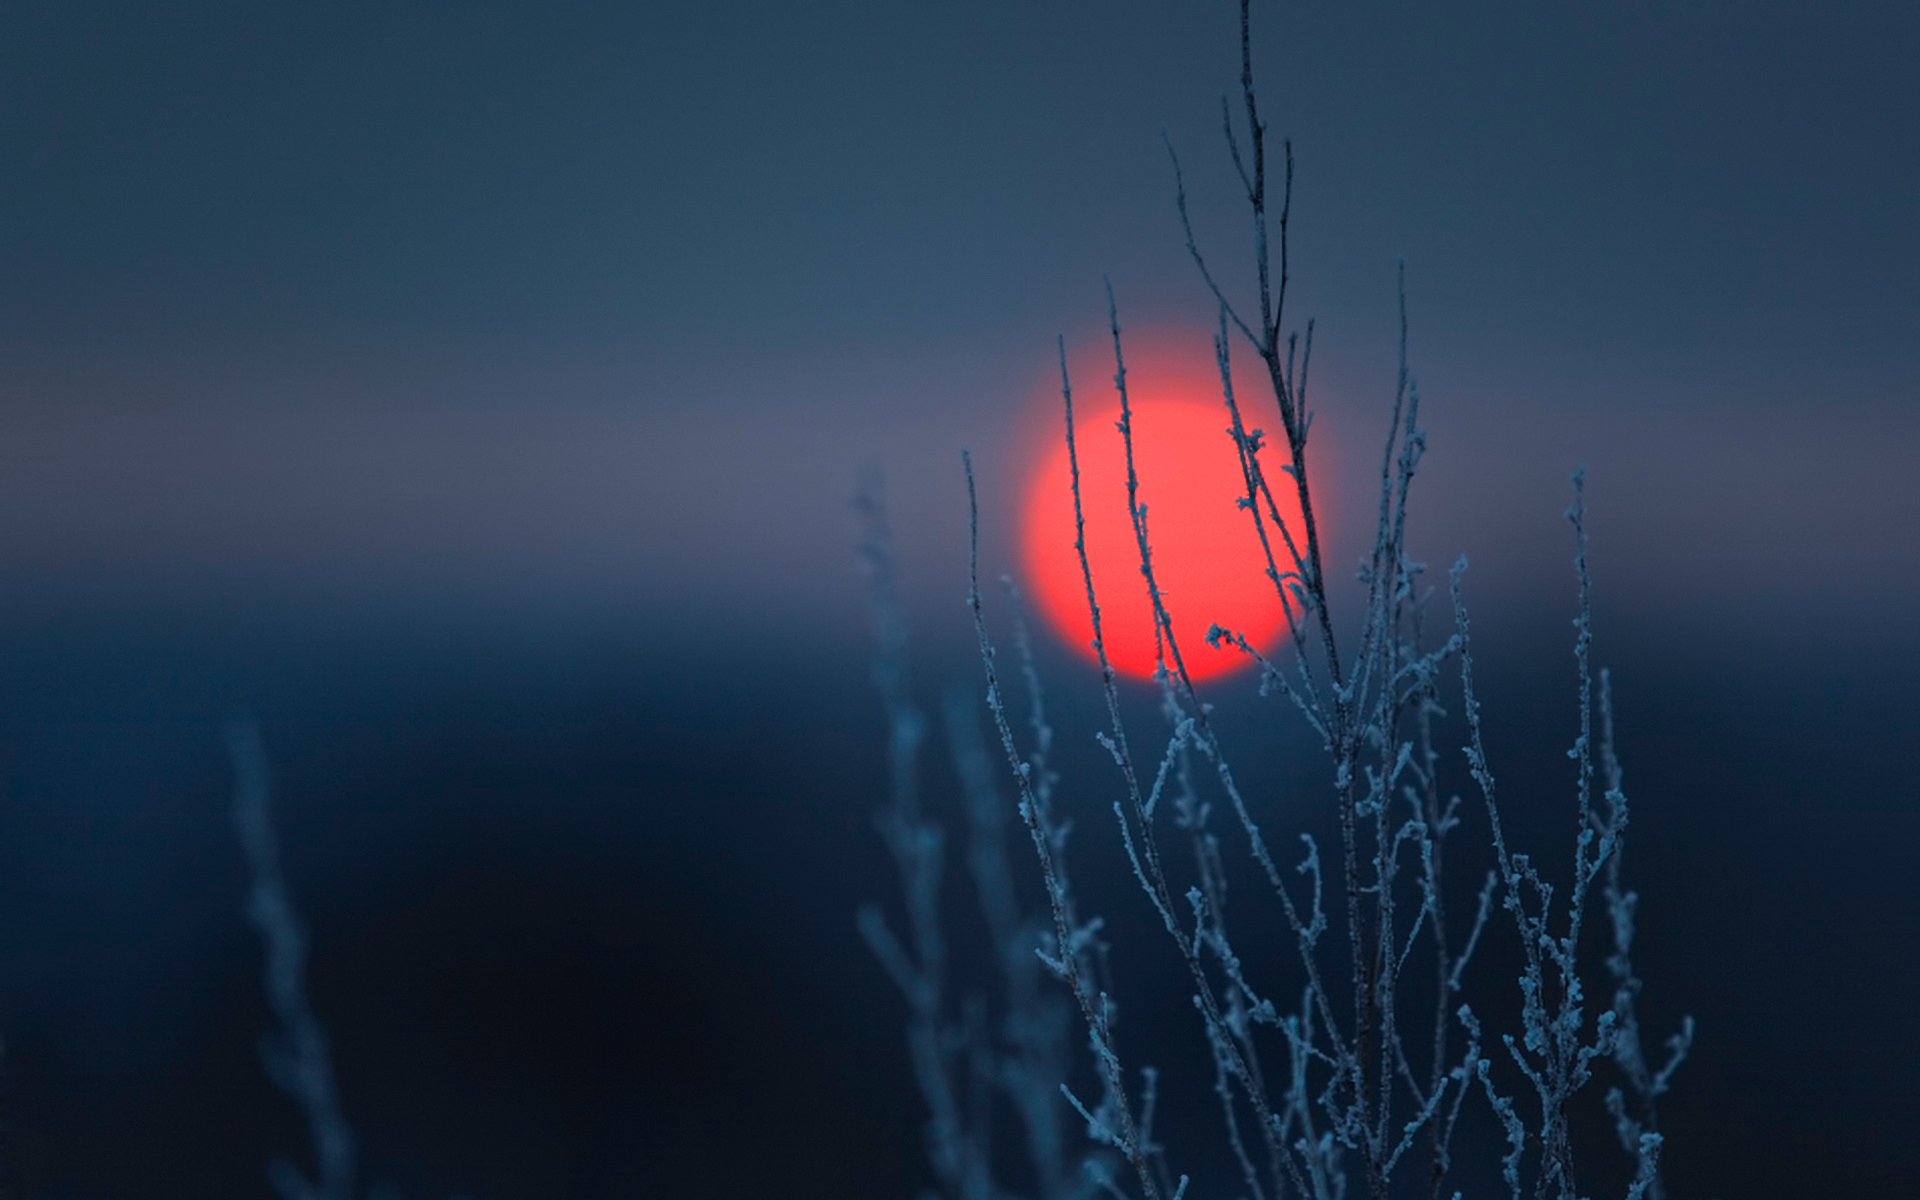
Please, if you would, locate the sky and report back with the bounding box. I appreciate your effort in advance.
[0,2,1915,1197]
[4,1,1916,636]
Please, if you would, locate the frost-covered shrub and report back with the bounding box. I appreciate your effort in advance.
[859,5,1690,1199]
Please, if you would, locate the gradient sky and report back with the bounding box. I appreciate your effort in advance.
[2,1,1915,643]
[0,3,1916,1197]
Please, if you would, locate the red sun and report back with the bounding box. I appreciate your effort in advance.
[1020,365,1306,684]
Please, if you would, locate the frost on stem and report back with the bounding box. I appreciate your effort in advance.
[1448,479,1691,1200]
[226,719,359,1200]
[857,471,1137,1200]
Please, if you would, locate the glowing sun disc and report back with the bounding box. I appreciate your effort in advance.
[1020,388,1304,683]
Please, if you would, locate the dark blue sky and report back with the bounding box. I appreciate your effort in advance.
[0,2,1915,1197]
[2,1,1915,642]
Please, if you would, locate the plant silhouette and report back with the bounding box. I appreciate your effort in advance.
[859,4,1691,1198]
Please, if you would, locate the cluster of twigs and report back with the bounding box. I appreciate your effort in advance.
[861,4,1689,1199]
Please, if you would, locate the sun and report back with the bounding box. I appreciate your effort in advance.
[1019,352,1307,684]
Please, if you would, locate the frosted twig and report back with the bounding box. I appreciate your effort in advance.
[226,719,359,1200]
[968,451,1165,1200]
